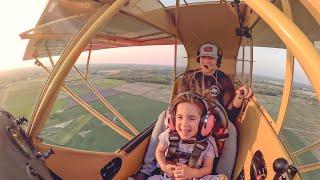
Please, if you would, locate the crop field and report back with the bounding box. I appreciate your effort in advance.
[41,92,168,152]
[253,76,320,180]
[0,77,46,118]
[1,65,319,178]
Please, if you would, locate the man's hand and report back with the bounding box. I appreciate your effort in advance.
[236,85,253,100]
[229,85,253,109]
[173,163,194,180]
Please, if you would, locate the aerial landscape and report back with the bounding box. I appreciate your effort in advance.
[0,63,319,179]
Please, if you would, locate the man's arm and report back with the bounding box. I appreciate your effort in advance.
[226,85,253,123]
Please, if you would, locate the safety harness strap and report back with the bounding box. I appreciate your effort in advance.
[166,131,208,168]
[188,141,208,168]
[166,131,180,164]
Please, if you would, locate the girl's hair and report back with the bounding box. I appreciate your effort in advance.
[171,92,207,117]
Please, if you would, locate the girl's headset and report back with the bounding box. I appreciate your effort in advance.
[196,43,223,68]
[165,92,215,140]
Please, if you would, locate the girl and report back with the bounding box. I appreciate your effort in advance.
[149,92,227,180]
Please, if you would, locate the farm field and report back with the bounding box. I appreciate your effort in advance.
[41,92,168,152]
[1,64,319,178]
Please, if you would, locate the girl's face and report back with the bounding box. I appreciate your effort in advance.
[175,102,202,140]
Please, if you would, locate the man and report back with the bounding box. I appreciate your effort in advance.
[130,43,252,180]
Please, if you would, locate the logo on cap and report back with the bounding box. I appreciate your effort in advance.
[204,47,213,52]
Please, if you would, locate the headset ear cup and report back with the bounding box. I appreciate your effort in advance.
[200,115,215,137]
[217,48,222,67]
[166,111,176,131]
[196,49,200,63]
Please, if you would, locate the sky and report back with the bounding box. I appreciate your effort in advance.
[0,0,317,85]
[0,1,48,71]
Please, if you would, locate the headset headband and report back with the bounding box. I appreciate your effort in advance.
[169,91,210,114]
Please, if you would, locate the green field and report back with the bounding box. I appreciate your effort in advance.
[1,65,320,177]
[280,129,320,180]
[41,92,168,152]
[1,77,47,118]
[253,76,320,179]
[65,78,125,95]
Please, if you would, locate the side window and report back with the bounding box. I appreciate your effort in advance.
[280,60,320,179]
[0,69,47,120]
[38,2,179,152]
[176,44,188,76]
[236,41,286,121]
[252,47,286,120]
[235,45,251,85]
[41,45,175,152]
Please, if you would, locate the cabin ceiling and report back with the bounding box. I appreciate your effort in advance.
[21,0,319,61]
[248,0,320,48]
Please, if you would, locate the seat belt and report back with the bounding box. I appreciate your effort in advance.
[166,131,180,164]
[166,131,208,168]
[188,141,208,168]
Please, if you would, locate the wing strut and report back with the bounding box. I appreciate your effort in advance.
[72,65,139,135]
[33,58,134,140]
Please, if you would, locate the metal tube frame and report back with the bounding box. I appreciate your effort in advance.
[34,58,134,140]
[291,139,320,157]
[274,0,294,134]
[298,162,320,173]
[298,0,320,25]
[84,43,92,80]
[72,66,139,135]
[45,41,55,67]
[28,0,131,140]
[249,37,253,87]
[243,0,320,100]
[20,13,89,38]
[241,45,245,83]
[244,0,320,173]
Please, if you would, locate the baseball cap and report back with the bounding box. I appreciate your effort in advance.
[196,43,220,62]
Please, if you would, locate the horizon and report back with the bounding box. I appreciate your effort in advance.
[0,61,312,87]
[0,0,318,87]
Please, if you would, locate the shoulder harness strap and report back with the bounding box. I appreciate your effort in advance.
[188,141,208,168]
[166,131,180,164]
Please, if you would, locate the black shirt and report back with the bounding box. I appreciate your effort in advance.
[174,69,240,124]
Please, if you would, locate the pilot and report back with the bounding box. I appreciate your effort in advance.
[130,43,253,180]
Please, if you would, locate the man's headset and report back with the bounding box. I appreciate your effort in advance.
[165,92,215,140]
[196,43,223,68]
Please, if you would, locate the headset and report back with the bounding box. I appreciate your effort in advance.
[165,92,215,140]
[196,43,223,68]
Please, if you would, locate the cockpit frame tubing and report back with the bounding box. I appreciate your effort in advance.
[84,43,92,80]
[273,0,294,134]
[298,0,320,25]
[298,162,320,173]
[243,0,320,103]
[19,13,89,38]
[33,58,134,140]
[248,37,253,87]
[45,42,55,67]
[241,45,245,83]
[244,0,320,174]
[72,65,139,135]
[28,0,131,140]
[291,139,320,157]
